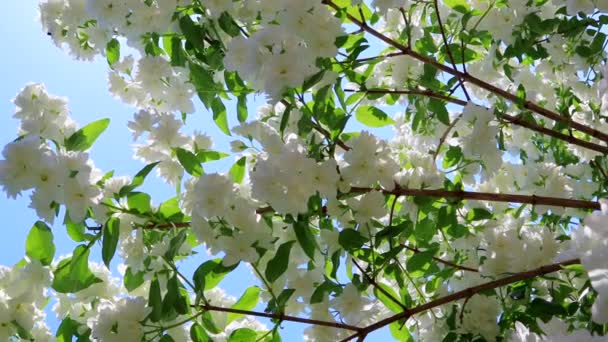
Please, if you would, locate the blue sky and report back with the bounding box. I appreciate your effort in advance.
[0,1,394,340]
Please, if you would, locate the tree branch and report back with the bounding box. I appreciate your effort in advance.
[341,259,581,341]
[323,0,608,143]
[432,0,471,101]
[196,304,363,332]
[350,185,601,210]
[114,186,600,232]
[342,88,608,154]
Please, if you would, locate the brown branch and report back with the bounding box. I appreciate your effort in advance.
[342,88,608,154]
[323,0,608,143]
[121,186,600,232]
[401,244,478,273]
[432,0,471,101]
[341,51,408,64]
[351,259,581,339]
[343,88,465,105]
[197,304,363,332]
[433,112,464,161]
[349,185,601,210]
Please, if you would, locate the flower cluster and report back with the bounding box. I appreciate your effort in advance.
[1,84,102,223]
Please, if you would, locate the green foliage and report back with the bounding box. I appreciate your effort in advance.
[265,241,295,283]
[101,217,119,267]
[64,118,110,151]
[52,244,102,293]
[229,157,246,183]
[355,105,395,127]
[25,221,55,266]
[106,39,120,67]
[226,286,260,324]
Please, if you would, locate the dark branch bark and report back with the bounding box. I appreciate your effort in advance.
[197,304,363,331]
[350,185,600,210]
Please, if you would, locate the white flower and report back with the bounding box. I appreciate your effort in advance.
[571,199,608,323]
[350,191,386,224]
[91,297,151,342]
[331,284,373,324]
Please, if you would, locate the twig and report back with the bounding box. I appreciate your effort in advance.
[401,244,479,273]
[196,304,363,331]
[349,185,601,210]
[432,0,471,101]
[351,258,408,311]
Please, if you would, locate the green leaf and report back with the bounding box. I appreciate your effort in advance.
[218,12,241,37]
[124,267,145,291]
[158,196,184,222]
[390,321,414,341]
[406,250,434,272]
[166,274,189,315]
[106,39,120,68]
[279,105,292,135]
[169,36,187,67]
[374,282,404,314]
[302,70,326,92]
[227,286,260,324]
[212,97,230,135]
[429,99,450,125]
[159,335,176,342]
[338,228,367,251]
[179,16,205,52]
[66,221,88,242]
[237,95,248,123]
[165,229,188,260]
[56,317,80,342]
[228,328,257,342]
[193,259,240,294]
[265,241,295,283]
[191,322,212,342]
[466,208,493,221]
[229,157,246,184]
[355,106,395,127]
[201,312,222,334]
[442,146,462,169]
[175,147,203,176]
[293,219,318,261]
[52,244,102,293]
[528,298,567,319]
[414,218,435,243]
[25,221,55,266]
[127,192,152,214]
[190,63,216,109]
[119,161,160,196]
[101,217,120,268]
[443,0,471,13]
[149,276,163,322]
[12,320,33,340]
[310,280,342,304]
[65,118,110,151]
[197,150,230,163]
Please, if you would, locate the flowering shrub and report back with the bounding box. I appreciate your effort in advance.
[2,0,608,340]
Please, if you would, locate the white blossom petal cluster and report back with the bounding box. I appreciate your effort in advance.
[571,200,608,323]
[1,84,102,223]
[0,260,53,340]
